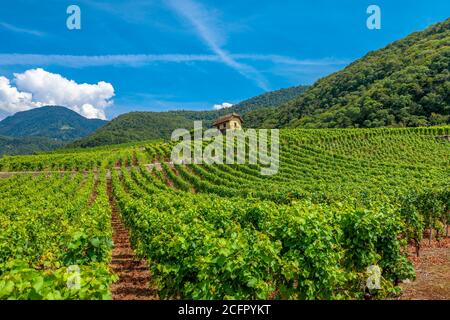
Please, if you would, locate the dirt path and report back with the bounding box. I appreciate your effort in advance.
[107,177,158,300]
[400,238,450,300]
[0,170,88,179]
[145,163,164,171]
[112,162,173,170]
[0,171,66,178]
[0,162,173,178]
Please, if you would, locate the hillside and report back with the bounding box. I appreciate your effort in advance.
[0,106,107,156]
[69,112,194,148]
[70,17,450,150]
[1,126,448,299]
[264,18,450,129]
[0,106,107,140]
[69,85,308,148]
[0,135,65,156]
[215,85,309,117]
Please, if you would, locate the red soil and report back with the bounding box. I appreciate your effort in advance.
[400,238,450,300]
[107,178,158,300]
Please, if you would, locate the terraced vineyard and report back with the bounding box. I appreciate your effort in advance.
[0,127,449,299]
[0,170,115,299]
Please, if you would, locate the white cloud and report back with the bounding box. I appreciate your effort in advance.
[0,76,35,114]
[213,102,233,110]
[0,68,114,120]
[0,53,350,68]
[0,54,219,67]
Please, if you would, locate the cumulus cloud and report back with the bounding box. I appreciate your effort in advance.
[0,68,114,119]
[0,76,34,115]
[213,102,233,110]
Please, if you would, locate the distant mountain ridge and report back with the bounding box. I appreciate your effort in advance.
[69,85,308,148]
[0,106,107,141]
[0,106,107,156]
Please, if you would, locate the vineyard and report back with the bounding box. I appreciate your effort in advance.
[0,126,449,300]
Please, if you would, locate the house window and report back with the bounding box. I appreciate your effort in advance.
[234,122,237,128]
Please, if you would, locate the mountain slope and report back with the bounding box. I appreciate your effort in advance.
[69,112,194,148]
[0,135,65,156]
[0,106,107,141]
[0,106,107,156]
[70,85,308,148]
[221,85,310,116]
[267,18,450,129]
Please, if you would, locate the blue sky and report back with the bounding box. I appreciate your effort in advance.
[0,0,448,120]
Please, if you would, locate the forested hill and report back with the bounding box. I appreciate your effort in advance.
[69,85,308,148]
[262,17,450,129]
[0,106,107,140]
[0,135,65,156]
[72,17,450,149]
[0,106,107,156]
[223,85,309,116]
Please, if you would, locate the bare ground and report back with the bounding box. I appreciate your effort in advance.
[107,177,159,300]
[400,238,450,300]
[0,171,62,178]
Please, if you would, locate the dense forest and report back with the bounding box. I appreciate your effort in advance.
[0,135,65,156]
[262,18,450,129]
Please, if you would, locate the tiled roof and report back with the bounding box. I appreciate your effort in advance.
[213,113,243,126]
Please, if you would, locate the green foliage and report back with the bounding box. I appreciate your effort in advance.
[69,86,308,148]
[263,205,347,300]
[0,106,106,140]
[111,167,421,299]
[0,261,114,300]
[267,18,450,129]
[0,135,65,156]
[0,106,107,156]
[0,170,116,300]
[63,231,113,266]
[1,126,449,300]
[340,207,415,283]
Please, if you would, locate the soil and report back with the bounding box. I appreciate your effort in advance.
[399,238,450,300]
[147,163,163,171]
[107,177,158,300]
[157,165,176,189]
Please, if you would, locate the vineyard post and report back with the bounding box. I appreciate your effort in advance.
[429,207,434,245]
[446,217,449,237]
[415,238,420,257]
